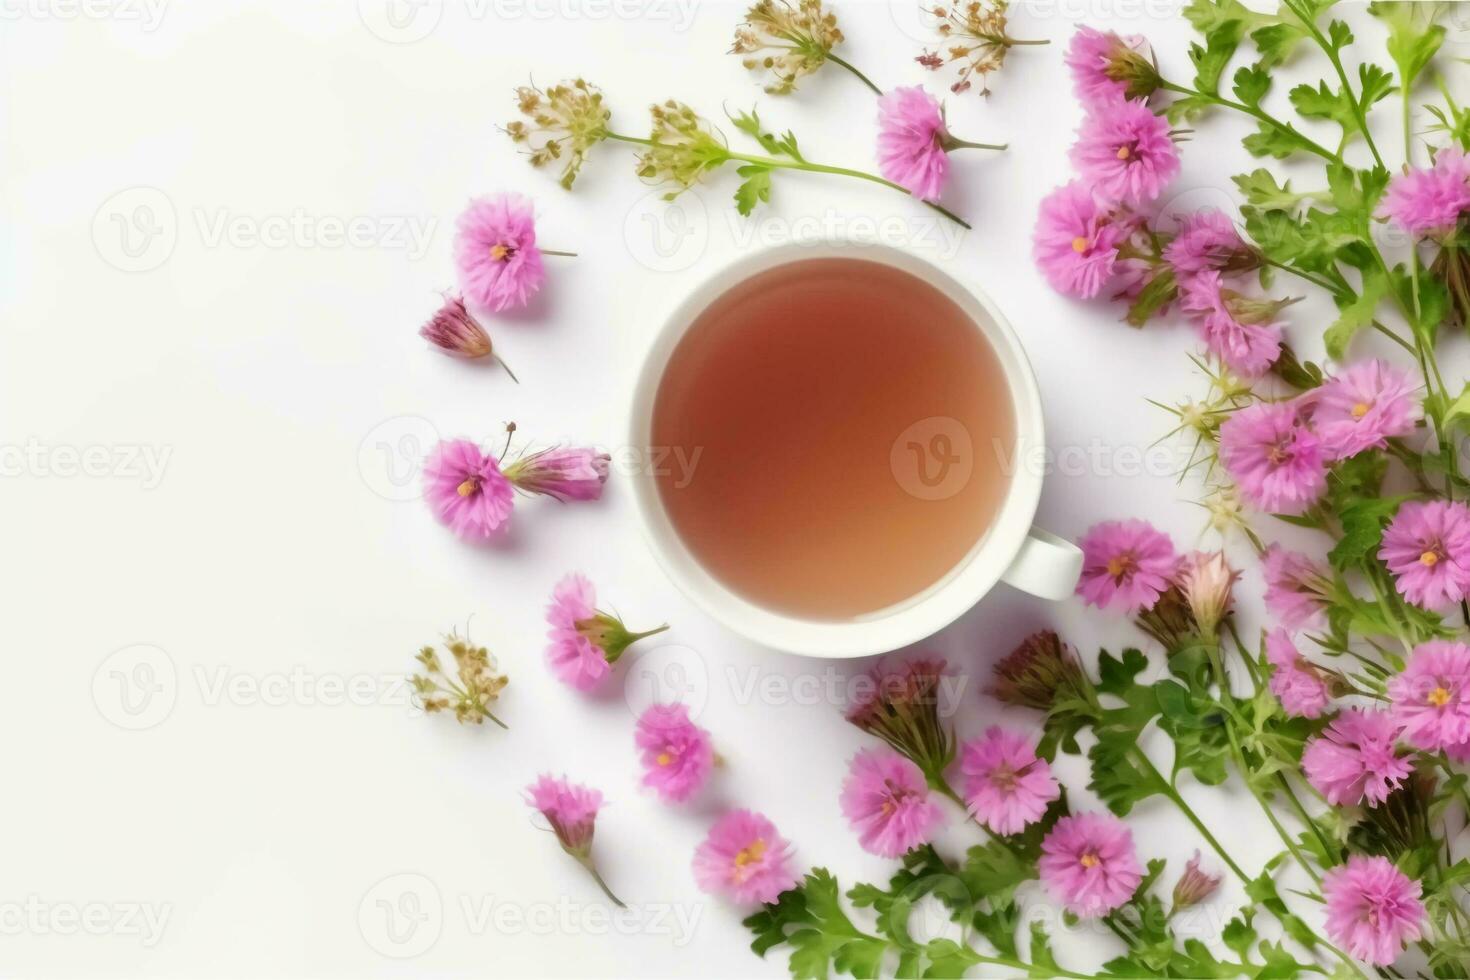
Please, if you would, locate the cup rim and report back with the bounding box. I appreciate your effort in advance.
[626,238,1045,658]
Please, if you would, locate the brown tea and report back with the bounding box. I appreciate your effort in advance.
[651,257,1016,621]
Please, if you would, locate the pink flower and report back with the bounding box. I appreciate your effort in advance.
[419,294,494,359]
[1076,519,1178,614]
[1218,401,1327,515]
[1311,360,1422,459]
[504,447,610,501]
[1387,640,1470,751]
[1033,182,1126,298]
[876,86,949,203]
[454,193,546,312]
[545,574,668,691]
[1377,148,1470,242]
[1177,550,1237,636]
[423,439,515,539]
[1163,209,1257,282]
[1379,500,1470,610]
[1038,812,1143,917]
[525,774,623,905]
[845,658,955,778]
[635,703,714,803]
[1266,628,1332,719]
[1065,26,1157,108]
[839,749,945,858]
[1323,856,1425,967]
[1171,852,1222,911]
[959,726,1060,835]
[1069,99,1180,207]
[1262,544,1330,632]
[1301,708,1411,806]
[1179,271,1283,379]
[692,810,798,904]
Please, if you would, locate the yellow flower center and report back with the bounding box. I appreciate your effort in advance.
[1116,145,1132,160]
[1421,550,1440,567]
[489,243,513,261]
[1080,851,1101,869]
[1351,402,1370,419]
[1106,554,1135,581]
[1429,686,1452,707]
[733,839,767,879]
[456,477,479,497]
[657,751,674,766]
[1071,236,1089,253]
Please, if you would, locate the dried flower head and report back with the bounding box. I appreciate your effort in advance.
[412,629,508,727]
[505,78,611,189]
[419,294,494,360]
[731,0,844,95]
[635,101,730,196]
[1170,851,1222,912]
[845,657,956,783]
[919,1,1036,95]
[987,631,1095,714]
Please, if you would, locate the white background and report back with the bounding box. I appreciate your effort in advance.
[6,0,1470,976]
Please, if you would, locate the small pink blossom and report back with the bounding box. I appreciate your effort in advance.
[1311,360,1422,460]
[1163,209,1256,282]
[876,86,949,203]
[839,749,945,858]
[504,447,610,502]
[1177,550,1237,636]
[635,703,714,803]
[692,810,798,905]
[1323,855,1425,967]
[1038,812,1143,918]
[960,726,1060,835]
[1069,99,1180,207]
[420,294,495,359]
[1262,544,1330,633]
[1387,640,1470,751]
[1179,271,1283,379]
[525,774,623,905]
[545,574,668,691]
[1033,182,1126,298]
[1379,500,1470,610]
[1064,26,1156,108]
[1218,401,1327,515]
[454,192,546,312]
[1266,628,1332,719]
[1377,148,1470,242]
[1301,708,1411,806]
[423,439,515,538]
[1076,519,1178,614]
[1171,852,1222,911]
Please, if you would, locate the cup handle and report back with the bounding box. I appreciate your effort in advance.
[1001,526,1083,601]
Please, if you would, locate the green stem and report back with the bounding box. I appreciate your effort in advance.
[934,779,1020,856]
[1275,772,1338,870]
[1160,80,1338,163]
[578,857,626,908]
[1129,746,1249,882]
[825,52,882,96]
[1284,0,1385,169]
[540,249,577,258]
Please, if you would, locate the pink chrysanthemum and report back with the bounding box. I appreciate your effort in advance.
[1033,182,1126,298]
[839,749,945,858]
[1069,99,1180,207]
[1076,519,1178,614]
[1164,209,1256,282]
[544,574,667,692]
[692,810,798,905]
[1179,271,1283,379]
[1262,544,1331,633]
[504,447,610,502]
[525,773,603,855]
[1311,360,1422,460]
[1379,500,1470,610]
[1301,708,1411,806]
[1038,812,1143,918]
[1065,26,1156,108]
[1218,401,1327,515]
[876,86,949,203]
[1387,640,1470,751]
[423,439,515,538]
[454,193,546,312]
[1323,856,1425,967]
[1377,148,1470,242]
[1266,629,1332,719]
[959,726,1060,835]
[635,703,714,803]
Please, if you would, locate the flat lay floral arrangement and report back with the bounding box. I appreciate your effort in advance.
[404,1,1470,977]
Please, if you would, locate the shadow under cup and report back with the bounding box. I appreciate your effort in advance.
[643,254,1020,629]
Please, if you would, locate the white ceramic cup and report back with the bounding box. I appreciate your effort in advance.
[627,240,1082,658]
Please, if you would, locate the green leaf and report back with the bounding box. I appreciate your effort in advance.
[1443,383,1470,434]
[1232,64,1271,106]
[1289,80,1360,136]
[1324,266,1387,360]
[1189,34,1239,96]
[1232,169,1320,210]
[1371,0,1446,89]
[1250,22,1307,67]
[733,165,772,216]
[1027,922,1060,977]
[1125,267,1178,327]
[1241,119,1321,159]
[728,106,804,161]
[1096,648,1149,697]
[1357,63,1397,113]
[1329,494,1409,569]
